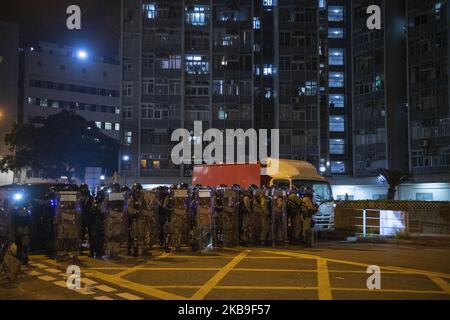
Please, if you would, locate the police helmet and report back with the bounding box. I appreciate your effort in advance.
[111,183,121,193]
[95,189,106,202]
[132,182,143,192]
[121,185,130,192]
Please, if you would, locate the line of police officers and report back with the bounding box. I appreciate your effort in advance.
[1,182,318,264]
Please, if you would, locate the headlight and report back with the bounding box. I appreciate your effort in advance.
[13,193,23,201]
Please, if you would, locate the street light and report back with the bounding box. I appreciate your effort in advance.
[122,155,130,186]
[77,49,88,60]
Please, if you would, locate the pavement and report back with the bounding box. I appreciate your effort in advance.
[1,241,450,300]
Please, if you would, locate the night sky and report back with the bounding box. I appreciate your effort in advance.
[0,0,121,58]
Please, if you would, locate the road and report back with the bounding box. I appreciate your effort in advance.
[1,241,450,300]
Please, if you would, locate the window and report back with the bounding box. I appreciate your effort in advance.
[154,79,169,95]
[115,123,120,131]
[143,3,157,19]
[331,161,346,174]
[40,98,48,107]
[213,80,224,95]
[122,106,132,120]
[416,193,433,201]
[105,122,112,130]
[142,78,154,94]
[125,131,132,145]
[263,64,273,76]
[123,82,133,97]
[253,17,261,29]
[185,55,209,74]
[95,121,102,129]
[329,28,344,39]
[329,116,345,132]
[329,72,344,87]
[186,6,209,26]
[159,55,181,69]
[328,6,344,21]
[169,80,181,95]
[142,103,154,119]
[329,94,344,108]
[329,48,344,65]
[143,54,154,69]
[329,139,345,154]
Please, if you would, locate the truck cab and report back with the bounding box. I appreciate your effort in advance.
[264,158,335,232]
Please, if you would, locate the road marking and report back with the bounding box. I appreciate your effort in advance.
[94,296,114,300]
[233,268,317,273]
[26,270,43,276]
[30,263,49,269]
[75,286,95,295]
[317,259,332,300]
[428,276,450,294]
[81,278,98,286]
[116,292,144,300]
[215,286,316,291]
[331,287,448,295]
[44,268,62,274]
[53,280,68,288]
[38,275,57,281]
[96,284,117,293]
[37,257,186,300]
[191,250,250,300]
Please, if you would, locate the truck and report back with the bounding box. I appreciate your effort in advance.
[192,158,335,231]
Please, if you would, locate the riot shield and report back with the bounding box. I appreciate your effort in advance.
[169,190,189,250]
[142,190,158,254]
[271,189,288,246]
[240,191,253,246]
[105,192,126,259]
[54,191,81,262]
[221,189,240,246]
[194,189,213,250]
[252,190,270,246]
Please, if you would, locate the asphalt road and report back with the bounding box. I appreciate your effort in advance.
[1,241,450,300]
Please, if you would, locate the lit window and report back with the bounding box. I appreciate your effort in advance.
[329,116,345,132]
[263,64,273,75]
[265,88,272,99]
[331,161,346,174]
[263,0,273,6]
[329,28,344,39]
[125,131,132,144]
[328,6,344,22]
[185,55,209,74]
[329,72,344,87]
[143,3,157,19]
[319,0,326,9]
[329,94,344,108]
[186,6,209,26]
[213,80,224,95]
[253,17,261,29]
[40,98,48,107]
[329,48,344,65]
[115,123,120,131]
[51,101,59,109]
[218,106,227,120]
[330,139,345,155]
[105,122,112,130]
[95,121,102,129]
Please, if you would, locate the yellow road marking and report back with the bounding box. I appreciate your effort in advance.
[94,296,114,300]
[26,270,43,276]
[36,257,186,300]
[428,276,450,294]
[53,280,68,288]
[38,275,57,281]
[114,253,173,278]
[387,266,450,279]
[44,268,62,274]
[191,250,250,300]
[331,287,449,295]
[317,259,332,300]
[96,284,117,293]
[215,286,316,291]
[116,292,144,300]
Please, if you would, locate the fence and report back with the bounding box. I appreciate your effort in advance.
[334,201,450,237]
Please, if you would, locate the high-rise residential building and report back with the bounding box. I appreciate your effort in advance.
[407,0,450,183]
[350,0,409,177]
[121,0,323,184]
[21,42,121,141]
[0,21,20,186]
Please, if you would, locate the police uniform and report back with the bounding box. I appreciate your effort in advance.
[169,188,189,251]
[105,184,126,259]
[271,189,287,245]
[287,191,302,244]
[300,191,318,247]
[89,193,106,258]
[126,184,146,256]
[239,191,253,246]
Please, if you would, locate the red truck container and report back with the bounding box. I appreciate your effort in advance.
[192,163,270,188]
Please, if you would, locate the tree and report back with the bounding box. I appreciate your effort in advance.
[377,168,411,200]
[0,110,119,182]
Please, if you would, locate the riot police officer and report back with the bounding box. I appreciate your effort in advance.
[300,187,318,247]
[10,190,32,265]
[126,183,145,256]
[239,189,253,246]
[89,189,106,258]
[169,184,189,252]
[79,184,93,247]
[253,189,270,246]
[105,183,126,259]
[287,187,302,245]
[213,188,224,248]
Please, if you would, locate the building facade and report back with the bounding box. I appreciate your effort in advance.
[0,21,20,186]
[407,0,450,183]
[21,42,121,141]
